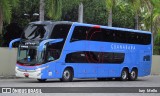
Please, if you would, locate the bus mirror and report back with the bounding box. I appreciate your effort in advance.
[49,39,63,45]
[9,38,21,49]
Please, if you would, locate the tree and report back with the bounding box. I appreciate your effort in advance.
[105,0,115,27]
[149,0,160,54]
[126,0,152,30]
[126,0,142,30]
[39,0,45,21]
[112,1,134,28]
[46,0,63,20]
[150,0,160,40]
[0,0,19,35]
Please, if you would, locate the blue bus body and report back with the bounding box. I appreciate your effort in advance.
[10,21,152,81]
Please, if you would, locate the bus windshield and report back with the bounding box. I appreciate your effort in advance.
[17,45,61,65]
[17,47,40,65]
[22,24,49,40]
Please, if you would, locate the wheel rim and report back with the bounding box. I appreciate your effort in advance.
[122,71,127,80]
[131,71,136,79]
[64,70,70,79]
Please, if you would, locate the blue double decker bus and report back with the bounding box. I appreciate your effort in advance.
[9,21,152,82]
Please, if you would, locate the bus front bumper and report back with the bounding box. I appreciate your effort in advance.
[15,67,41,79]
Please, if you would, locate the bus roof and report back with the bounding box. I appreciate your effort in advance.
[72,22,151,34]
[29,21,73,25]
[29,21,151,34]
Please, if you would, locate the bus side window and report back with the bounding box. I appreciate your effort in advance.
[65,52,88,63]
[103,53,113,63]
[102,52,125,64]
[113,53,125,63]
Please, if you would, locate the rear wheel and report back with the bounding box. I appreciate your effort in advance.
[129,69,138,81]
[60,68,73,82]
[37,79,47,82]
[120,68,129,81]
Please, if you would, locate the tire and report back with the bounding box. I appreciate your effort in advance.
[97,78,106,81]
[61,68,73,82]
[37,79,47,82]
[129,69,138,81]
[120,68,129,81]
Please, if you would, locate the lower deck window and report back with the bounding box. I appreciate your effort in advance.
[65,51,125,64]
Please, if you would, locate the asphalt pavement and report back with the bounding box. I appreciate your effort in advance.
[0,75,159,96]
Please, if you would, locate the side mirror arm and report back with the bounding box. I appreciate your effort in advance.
[9,38,21,49]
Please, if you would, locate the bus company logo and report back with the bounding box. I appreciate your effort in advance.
[2,88,11,93]
[111,44,136,50]
[25,42,36,45]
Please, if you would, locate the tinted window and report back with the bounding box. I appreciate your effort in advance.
[43,24,71,63]
[22,24,48,40]
[50,24,71,40]
[65,51,125,64]
[70,26,151,45]
[65,52,88,63]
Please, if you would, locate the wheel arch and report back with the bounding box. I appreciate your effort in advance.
[122,67,129,73]
[131,67,138,74]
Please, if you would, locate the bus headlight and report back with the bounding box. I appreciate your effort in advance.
[36,66,49,71]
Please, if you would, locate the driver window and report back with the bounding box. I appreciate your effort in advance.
[45,49,60,62]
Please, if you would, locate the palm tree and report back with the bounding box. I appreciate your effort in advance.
[43,0,62,20]
[126,0,152,30]
[142,0,160,41]
[40,0,82,21]
[105,0,115,27]
[39,0,63,21]
[151,0,160,40]
[126,0,142,30]
[39,0,45,21]
[0,0,19,35]
[105,0,123,27]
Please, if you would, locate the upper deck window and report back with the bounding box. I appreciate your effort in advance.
[70,26,151,45]
[22,24,49,40]
[50,24,71,40]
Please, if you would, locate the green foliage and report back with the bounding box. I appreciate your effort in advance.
[62,0,108,25]
[1,0,160,54]
[154,31,160,55]
[12,0,39,28]
[0,0,11,23]
[113,3,134,28]
[105,0,115,10]
[83,0,107,25]
[0,0,19,23]
[46,0,62,20]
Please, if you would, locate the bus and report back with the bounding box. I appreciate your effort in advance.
[9,21,152,82]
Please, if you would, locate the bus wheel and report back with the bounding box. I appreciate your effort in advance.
[97,78,106,81]
[61,68,73,82]
[37,79,47,82]
[120,68,129,81]
[129,69,138,81]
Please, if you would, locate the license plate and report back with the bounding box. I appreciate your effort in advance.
[24,73,29,77]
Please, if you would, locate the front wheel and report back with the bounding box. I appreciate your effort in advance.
[129,69,138,81]
[60,68,73,82]
[120,69,129,81]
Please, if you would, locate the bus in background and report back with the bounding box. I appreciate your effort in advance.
[9,21,152,82]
